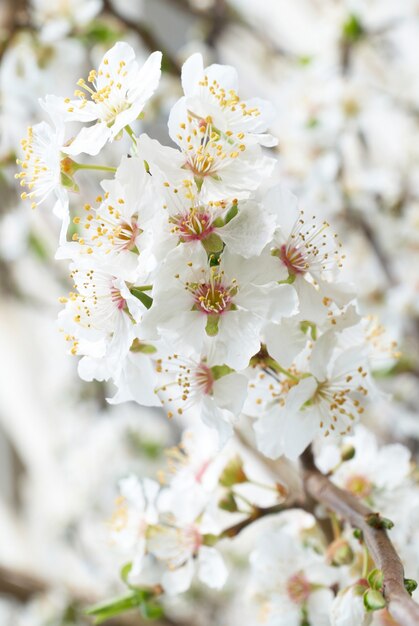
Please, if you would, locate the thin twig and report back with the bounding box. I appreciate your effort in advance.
[301,448,419,626]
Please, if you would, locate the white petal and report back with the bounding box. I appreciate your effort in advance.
[161,559,194,595]
[220,200,275,258]
[63,121,110,156]
[197,547,228,589]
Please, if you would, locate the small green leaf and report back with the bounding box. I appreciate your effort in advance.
[86,592,141,624]
[120,562,132,585]
[365,513,394,530]
[404,578,418,595]
[140,602,164,620]
[342,14,364,42]
[363,588,386,612]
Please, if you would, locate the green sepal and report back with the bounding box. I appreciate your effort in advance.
[60,171,79,192]
[205,315,219,336]
[363,588,386,612]
[367,569,384,591]
[130,287,153,309]
[219,456,248,487]
[202,233,224,254]
[211,364,234,380]
[130,338,157,354]
[85,591,148,624]
[224,203,238,224]
[218,492,239,512]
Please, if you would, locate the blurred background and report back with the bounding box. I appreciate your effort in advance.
[1,0,419,624]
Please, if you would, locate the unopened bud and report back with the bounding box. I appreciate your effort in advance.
[327,538,354,566]
[218,492,238,512]
[365,513,394,530]
[367,569,384,591]
[404,578,418,595]
[219,456,248,487]
[341,444,356,462]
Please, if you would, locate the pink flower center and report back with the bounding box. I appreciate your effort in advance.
[195,363,215,395]
[345,474,372,499]
[193,282,233,315]
[111,287,126,310]
[279,243,308,275]
[286,573,311,604]
[171,210,214,242]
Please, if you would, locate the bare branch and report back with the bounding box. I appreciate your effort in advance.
[301,448,419,626]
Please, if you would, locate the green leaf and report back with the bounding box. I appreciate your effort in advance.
[86,592,142,624]
[367,569,384,591]
[404,578,418,595]
[120,562,132,585]
[342,14,364,42]
[130,288,153,309]
[140,602,164,620]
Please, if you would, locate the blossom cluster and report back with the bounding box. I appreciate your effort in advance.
[19,42,389,459]
[16,38,415,625]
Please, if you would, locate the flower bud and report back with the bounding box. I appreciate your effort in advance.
[331,584,372,626]
[341,444,356,462]
[219,456,248,487]
[363,589,386,612]
[218,492,239,512]
[327,538,354,566]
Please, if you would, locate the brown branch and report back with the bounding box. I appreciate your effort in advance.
[102,0,181,76]
[220,503,294,539]
[301,449,419,626]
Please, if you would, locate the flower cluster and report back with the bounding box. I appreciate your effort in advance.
[18,40,416,623]
[18,43,387,460]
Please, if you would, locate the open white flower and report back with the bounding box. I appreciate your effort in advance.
[146,172,276,260]
[63,43,162,156]
[16,95,69,226]
[265,185,353,324]
[331,584,372,626]
[153,348,248,445]
[164,53,277,200]
[30,0,103,42]
[110,474,160,578]
[142,246,297,370]
[58,262,144,381]
[250,525,336,626]
[58,155,156,281]
[254,331,372,460]
[315,425,412,511]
